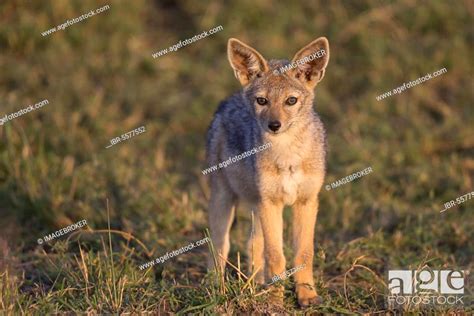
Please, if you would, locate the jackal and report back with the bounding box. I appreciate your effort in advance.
[206,37,330,307]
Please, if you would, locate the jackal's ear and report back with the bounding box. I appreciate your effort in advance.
[290,37,330,89]
[227,38,269,86]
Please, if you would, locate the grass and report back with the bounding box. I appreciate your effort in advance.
[0,0,473,314]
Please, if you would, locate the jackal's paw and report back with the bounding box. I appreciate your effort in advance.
[296,284,323,308]
[255,274,265,285]
[267,284,284,305]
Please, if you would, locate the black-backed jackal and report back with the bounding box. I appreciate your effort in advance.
[206,37,330,307]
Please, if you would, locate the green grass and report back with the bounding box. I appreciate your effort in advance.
[0,0,473,314]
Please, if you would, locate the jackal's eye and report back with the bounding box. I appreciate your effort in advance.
[256,97,268,105]
[286,96,298,105]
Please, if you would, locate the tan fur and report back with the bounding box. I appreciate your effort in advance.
[206,37,330,307]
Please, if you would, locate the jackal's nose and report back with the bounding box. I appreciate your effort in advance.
[268,121,281,132]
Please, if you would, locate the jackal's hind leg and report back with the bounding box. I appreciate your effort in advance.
[247,210,265,284]
[207,178,236,273]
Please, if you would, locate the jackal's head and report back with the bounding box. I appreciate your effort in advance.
[227,37,329,135]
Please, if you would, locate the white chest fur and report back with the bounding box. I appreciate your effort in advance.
[280,164,304,205]
[271,136,306,205]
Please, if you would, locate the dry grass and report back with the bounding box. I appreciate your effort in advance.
[0,0,472,314]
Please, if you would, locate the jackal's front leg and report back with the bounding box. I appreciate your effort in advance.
[292,196,322,307]
[258,201,285,299]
